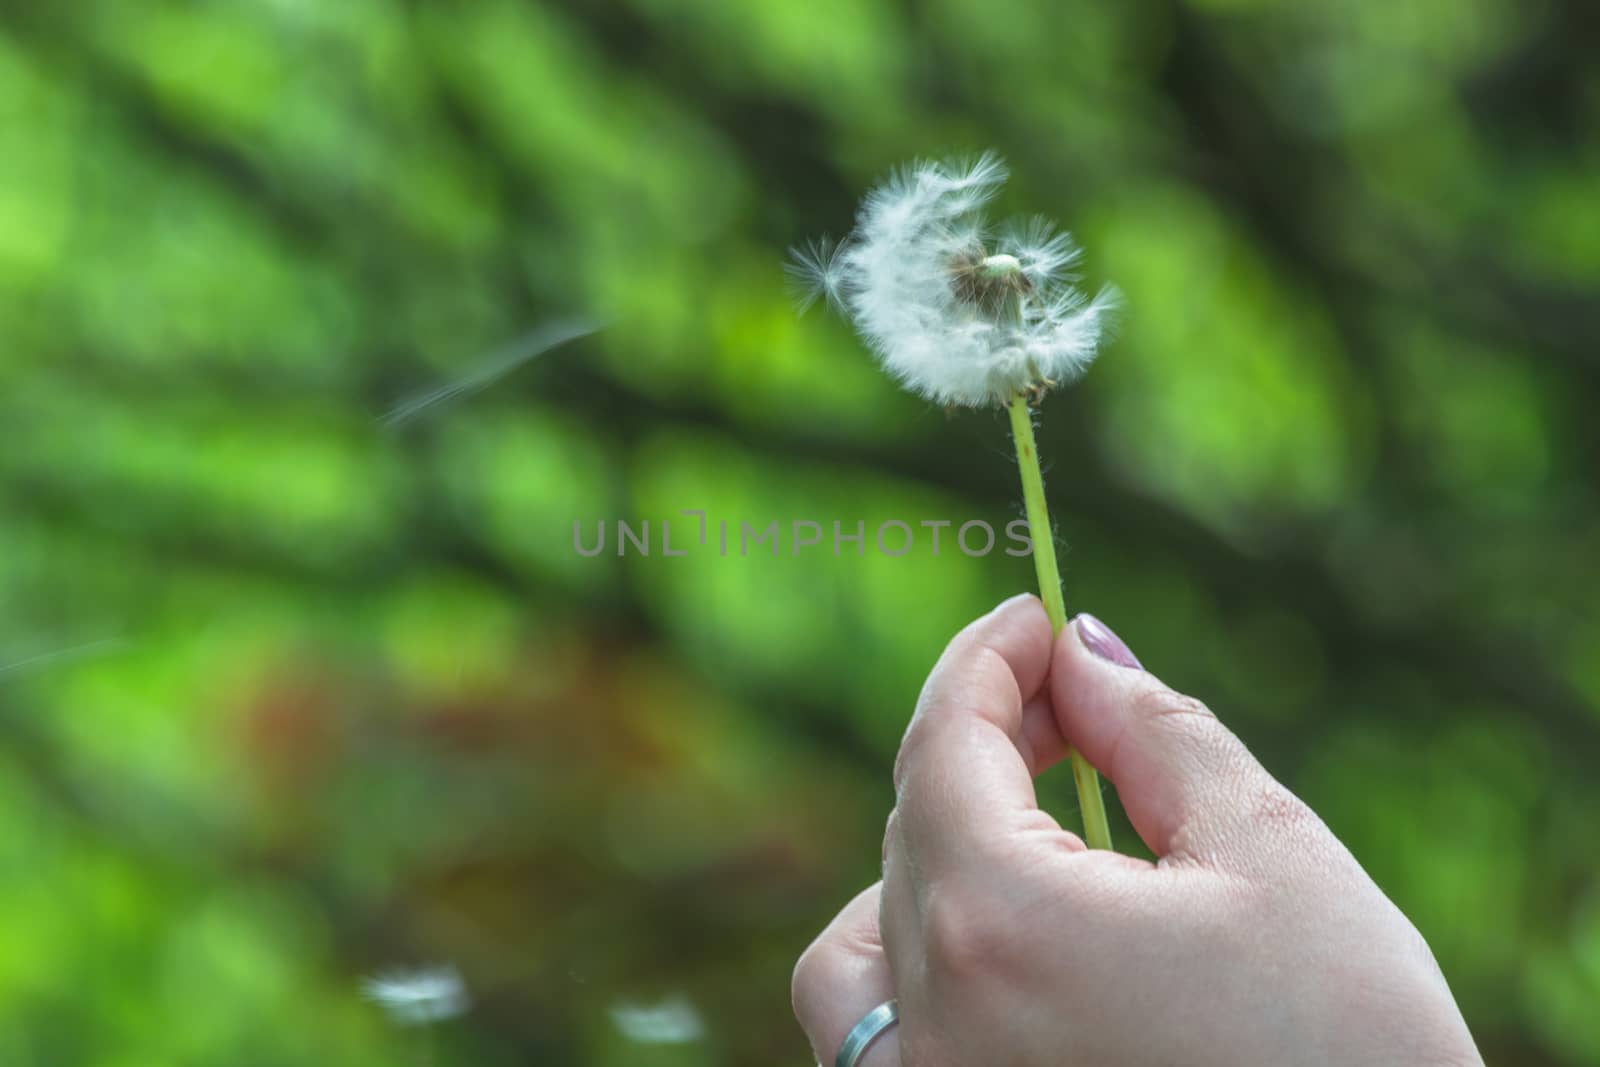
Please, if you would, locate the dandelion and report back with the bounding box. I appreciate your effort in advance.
[788,152,1116,408]
[791,153,1118,850]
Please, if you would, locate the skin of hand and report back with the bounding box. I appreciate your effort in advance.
[792,594,1483,1066]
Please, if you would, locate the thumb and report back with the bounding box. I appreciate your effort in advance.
[1051,613,1295,865]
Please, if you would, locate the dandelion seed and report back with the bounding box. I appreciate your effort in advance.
[362,964,470,1025]
[609,993,706,1045]
[789,153,1117,408]
[0,638,129,678]
[380,317,600,427]
[785,237,846,313]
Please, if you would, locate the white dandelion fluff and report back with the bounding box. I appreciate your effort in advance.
[791,153,1118,407]
[609,993,706,1045]
[362,964,470,1026]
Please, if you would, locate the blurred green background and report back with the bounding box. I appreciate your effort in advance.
[1,0,1597,1063]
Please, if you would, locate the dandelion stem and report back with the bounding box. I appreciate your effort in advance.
[1007,392,1114,851]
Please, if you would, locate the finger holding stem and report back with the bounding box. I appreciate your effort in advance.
[1006,392,1114,851]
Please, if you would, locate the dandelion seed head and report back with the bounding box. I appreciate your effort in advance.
[789,153,1118,406]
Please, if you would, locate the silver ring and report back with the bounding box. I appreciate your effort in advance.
[835,998,899,1067]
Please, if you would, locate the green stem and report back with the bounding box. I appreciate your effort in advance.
[1007,392,1114,851]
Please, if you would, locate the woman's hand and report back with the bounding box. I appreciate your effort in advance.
[792,594,1482,1066]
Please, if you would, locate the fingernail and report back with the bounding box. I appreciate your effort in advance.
[1075,613,1142,670]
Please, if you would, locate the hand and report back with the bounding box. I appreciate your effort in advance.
[792,594,1482,1066]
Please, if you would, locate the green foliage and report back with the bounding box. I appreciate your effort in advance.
[0,0,1596,1063]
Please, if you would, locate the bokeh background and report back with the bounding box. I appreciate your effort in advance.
[2,0,1598,1063]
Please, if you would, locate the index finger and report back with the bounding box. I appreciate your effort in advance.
[891,593,1079,875]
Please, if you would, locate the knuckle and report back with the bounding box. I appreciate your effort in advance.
[1250,785,1312,827]
[1134,686,1216,728]
[921,883,1018,987]
[1132,688,1239,764]
[1248,785,1324,842]
[790,936,830,1023]
[792,907,884,1025]
[882,808,900,869]
[891,728,920,795]
[896,637,1022,796]
[893,696,942,794]
[964,636,1011,680]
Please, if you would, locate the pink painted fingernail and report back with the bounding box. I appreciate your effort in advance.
[1075,613,1142,670]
